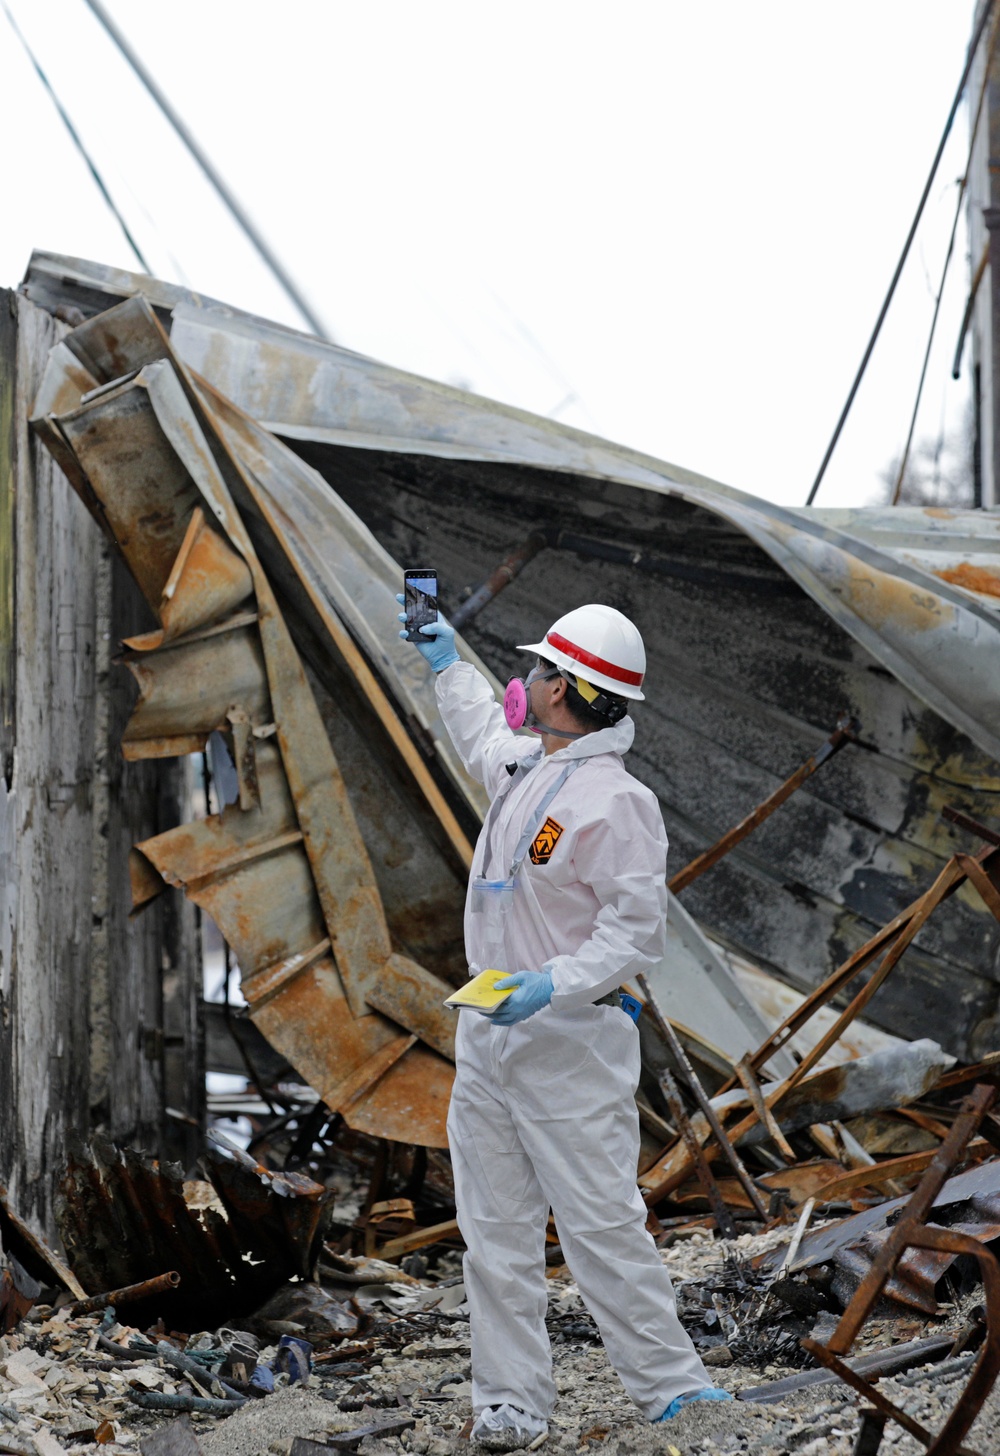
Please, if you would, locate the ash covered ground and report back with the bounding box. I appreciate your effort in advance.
[4,1224,998,1456]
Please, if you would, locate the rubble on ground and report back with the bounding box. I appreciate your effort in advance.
[5,1220,1000,1456]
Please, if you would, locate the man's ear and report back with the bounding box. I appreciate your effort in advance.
[550,675,569,704]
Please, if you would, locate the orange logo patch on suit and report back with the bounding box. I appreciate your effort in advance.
[528,816,564,865]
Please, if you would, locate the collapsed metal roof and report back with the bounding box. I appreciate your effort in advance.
[23,252,1000,1071]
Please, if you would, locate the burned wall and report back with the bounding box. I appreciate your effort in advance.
[0,291,202,1235]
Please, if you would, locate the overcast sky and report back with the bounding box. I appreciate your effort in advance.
[0,1,980,510]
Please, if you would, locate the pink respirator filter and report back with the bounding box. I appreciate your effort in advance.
[503,678,528,731]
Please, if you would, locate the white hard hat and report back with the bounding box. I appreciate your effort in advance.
[518,604,646,701]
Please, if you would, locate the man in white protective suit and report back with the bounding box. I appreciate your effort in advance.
[397,599,730,1452]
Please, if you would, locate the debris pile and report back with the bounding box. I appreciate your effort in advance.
[6,1219,1000,1456]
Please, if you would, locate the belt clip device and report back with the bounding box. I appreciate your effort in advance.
[619,993,642,1024]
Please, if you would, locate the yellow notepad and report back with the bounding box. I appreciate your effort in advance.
[444,969,514,1012]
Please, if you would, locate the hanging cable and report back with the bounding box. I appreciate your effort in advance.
[81,0,332,341]
[805,0,995,506]
[2,0,150,272]
[891,1,1000,504]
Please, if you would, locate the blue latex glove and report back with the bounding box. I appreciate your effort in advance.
[396,594,460,672]
[490,969,553,1025]
[656,1388,733,1421]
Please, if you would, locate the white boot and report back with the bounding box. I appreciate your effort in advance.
[472,1403,548,1451]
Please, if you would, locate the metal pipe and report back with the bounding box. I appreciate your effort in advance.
[953,242,990,379]
[943,804,1000,847]
[155,1340,246,1403]
[81,0,331,341]
[70,1269,181,1315]
[125,1387,244,1416]
[451,532,549,630]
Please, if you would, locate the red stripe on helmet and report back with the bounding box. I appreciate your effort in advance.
[545,631,643,687]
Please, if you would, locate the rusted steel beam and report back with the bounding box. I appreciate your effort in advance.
[717,843,1000,1097]
[668,718,856,895]
[636,974,769,1220]
[936,1053,1000,1091]
[451,531,549,631]
[943,805,1000,847]
[70,1270,181,1316]
[800,1090,1000,1451]
[825,1085,996,1353]
[803,1218,1000,1454]
[659,1070,737,1240]
[808,1139,992,1205]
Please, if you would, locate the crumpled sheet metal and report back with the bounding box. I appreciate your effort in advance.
[57,1137,334,1321]
[31,297,456,1147]
[23,251,1000,758]
[757,1159,1000,1317]
[162,294,1000,764]
[828,1198,1000,1315]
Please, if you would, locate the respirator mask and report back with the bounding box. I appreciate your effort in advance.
[503,664,560,732]
[503,662,627,734]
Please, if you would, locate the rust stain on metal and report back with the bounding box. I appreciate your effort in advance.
[0,1257,39,1336]
[936,562,1000,598]
[31,295,459,1148]
[70,1270,181,1316]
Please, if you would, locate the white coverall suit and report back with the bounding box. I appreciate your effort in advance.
[437,660,711,1423]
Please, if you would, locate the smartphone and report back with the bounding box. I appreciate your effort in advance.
[404,569,438,642]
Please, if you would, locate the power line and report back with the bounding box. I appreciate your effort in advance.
[890,2,1000,505]
[81,0,332,341]
[804,0,995,506]
[2,0,150,272]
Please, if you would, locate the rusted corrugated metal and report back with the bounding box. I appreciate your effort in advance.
[31,298,458,1147]
[58,1135,335,1323]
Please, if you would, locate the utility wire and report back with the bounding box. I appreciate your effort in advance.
[805,0,995,506]
[890,2,1000,505]
[2,0,150,272]
[81,0,332,341]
